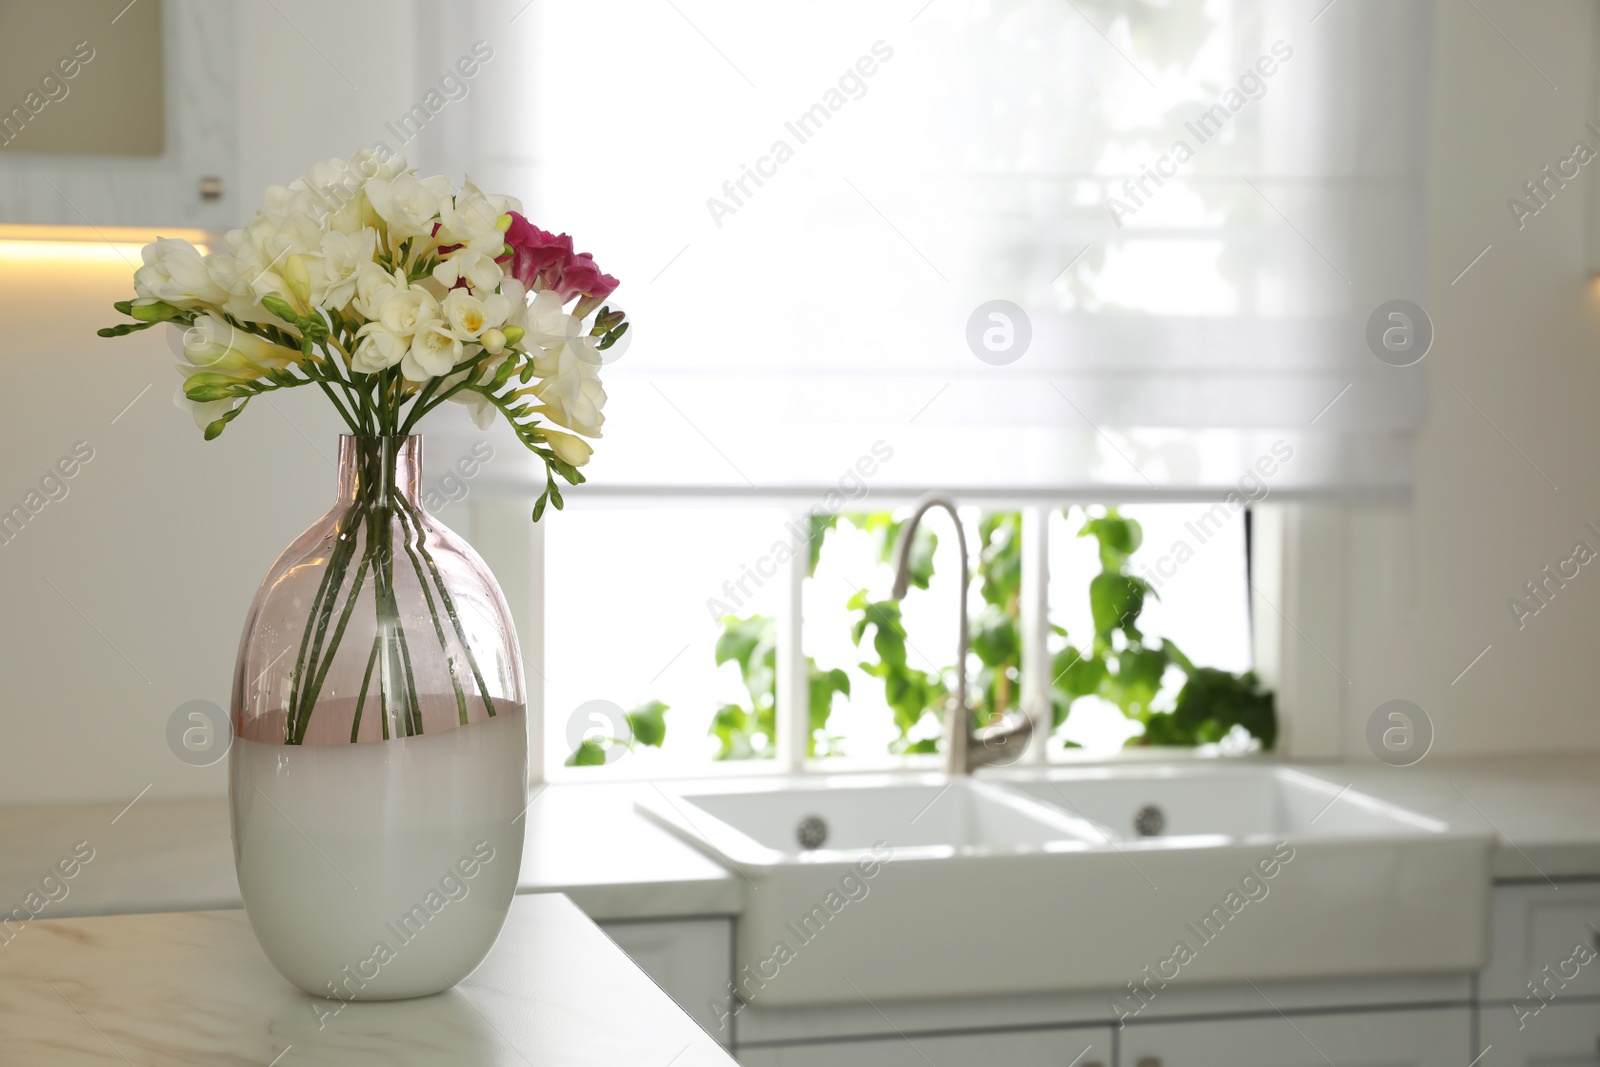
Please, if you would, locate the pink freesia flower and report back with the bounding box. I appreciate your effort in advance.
[550,252,619,303]
[501,212,619,304]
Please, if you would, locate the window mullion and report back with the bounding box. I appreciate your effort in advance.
[775,506,809,773]
[1020,505,1050,763]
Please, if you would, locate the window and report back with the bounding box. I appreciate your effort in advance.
[498,0,1432,777]
[544,498,1259,778]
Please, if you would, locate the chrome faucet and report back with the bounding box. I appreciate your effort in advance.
[890,495,1034,775]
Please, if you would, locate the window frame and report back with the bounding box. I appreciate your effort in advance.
[507,492,1307,785]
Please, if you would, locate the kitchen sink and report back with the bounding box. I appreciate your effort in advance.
[637,765,1494,1007]
[638,775,1104,863]
[993,764,1444,843]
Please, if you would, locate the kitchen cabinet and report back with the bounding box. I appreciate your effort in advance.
[600,917,736,1046]
[1482,882,1600,1002]
[1121,1007,1470,1066]
[1481,998,1600,1063]
[736,1027,1110,1067]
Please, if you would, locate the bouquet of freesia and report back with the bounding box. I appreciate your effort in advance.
[98,150,627,745]
[100,147,626,521]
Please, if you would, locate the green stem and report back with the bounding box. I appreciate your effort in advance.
[284,510,354,743]
[293,548,371,745]
[288,508,362,742]
[351,636,379,743]
[401,496,497,719]
[393,493,471,726]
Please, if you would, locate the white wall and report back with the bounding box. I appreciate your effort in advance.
[0,1,534,806]
[1333,1,1600,759]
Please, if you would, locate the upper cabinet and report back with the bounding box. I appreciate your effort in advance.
[0,0,235,230]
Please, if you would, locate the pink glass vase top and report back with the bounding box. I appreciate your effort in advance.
[229,435,528,1000]
[232,435,523,746]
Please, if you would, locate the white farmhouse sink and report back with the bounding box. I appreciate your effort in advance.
[993,763,1441,842]
[638,766,1494,1008]
[639,775,1103,862]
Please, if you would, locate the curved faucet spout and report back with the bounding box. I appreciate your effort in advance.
[890,495,1032,775]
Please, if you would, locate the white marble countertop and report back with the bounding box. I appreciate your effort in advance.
[0,782,739,926]
[1,757,1597,931]
[0,894,736,1066]
[1298,754,1600,880]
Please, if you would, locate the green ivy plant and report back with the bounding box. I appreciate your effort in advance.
[709,614,851,760]
[1051,508,1276,749]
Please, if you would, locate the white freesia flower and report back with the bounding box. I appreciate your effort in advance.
[352,322,410,373]
[542,430,594,467]
[529,338,607,438]
[133,238,229,309]
[403,321,465,381]
[522,288,578,353]
[171,384,237,433]
[376,286,440,339]
[170,315,298,432]
[365,172,452,238]
[448,386,498,431]
[181,314,294,374]
[309,228,378,310]
[435,178,517,247]
[440,288,511,338]
[494,277,523,324]
[432,231,505,292]
[351,262,405,321]
[349,147,406,182]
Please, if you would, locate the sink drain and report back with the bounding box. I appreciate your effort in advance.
[1133,804,1165,837]
[795,815,828,850]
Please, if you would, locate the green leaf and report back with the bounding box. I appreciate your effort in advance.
[565,738,608,766]
[970,606,1019,668]
[806,664,850,755]
[1138,668,1275,749]
[625,699,669,748]
[807,512,840,577]
[1088,572,1148,643]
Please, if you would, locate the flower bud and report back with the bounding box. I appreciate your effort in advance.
[495,213,513,233]
[285,253,312,309]
[481,328,507,355]
[130,298,182,322]
[501,325,526,347]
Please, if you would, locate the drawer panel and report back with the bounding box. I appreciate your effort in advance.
[1483,884,1600,1002]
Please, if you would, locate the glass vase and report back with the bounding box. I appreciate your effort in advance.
[229,434,527,1000]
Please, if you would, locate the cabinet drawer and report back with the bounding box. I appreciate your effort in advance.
[1482,883,1600,1001]
[1122,1007,1469,1066]
[1481,999,1600,1064]
[600,918,734,1046]
[736,1027,1109,1067]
